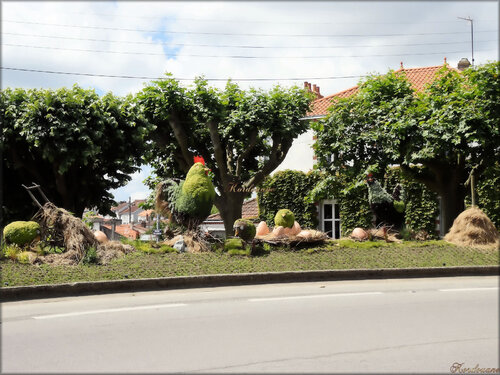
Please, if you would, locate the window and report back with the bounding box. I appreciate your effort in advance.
[321,200,341,239]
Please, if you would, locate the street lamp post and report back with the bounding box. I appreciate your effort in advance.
[458,16,474,67]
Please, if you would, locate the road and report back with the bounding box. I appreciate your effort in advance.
[2,276,499,373]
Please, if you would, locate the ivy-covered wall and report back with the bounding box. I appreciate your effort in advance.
[258,166,497,237]
[258,170,322,228]
[465,162,500,228]
[385,167,440,238]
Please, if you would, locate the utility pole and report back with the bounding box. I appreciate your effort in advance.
[458,16,474,66]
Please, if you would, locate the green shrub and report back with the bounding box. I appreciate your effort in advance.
[82,247,98,264]
[3,221,40,246]
[274,209,295,228]
[16,251,34,264]
[1,244,21,260]
[224,238,245,252]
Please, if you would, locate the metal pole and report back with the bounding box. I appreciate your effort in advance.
[470,18,474,66]
[458,16,474,67]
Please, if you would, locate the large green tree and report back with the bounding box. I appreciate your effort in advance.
[1,85,151,225]
[137,77,312,235]
[313,61,499,233]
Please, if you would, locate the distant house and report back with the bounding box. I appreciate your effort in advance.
[111,199,146,224]
[200,198,259,238]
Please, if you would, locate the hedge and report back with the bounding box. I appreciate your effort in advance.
[258,170,322,228]
[258,166,497,238]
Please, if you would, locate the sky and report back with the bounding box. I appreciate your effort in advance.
[2,1,498,202]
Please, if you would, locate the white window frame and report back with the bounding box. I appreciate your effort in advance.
[321,199,341,239]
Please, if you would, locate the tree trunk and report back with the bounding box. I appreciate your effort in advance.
[215,192,246,237]
[439,184,466,235]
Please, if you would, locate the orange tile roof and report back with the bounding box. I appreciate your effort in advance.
[205,198,259,222]
[307,63,456,117]
[138,209,154,217]
[102,224,140,239]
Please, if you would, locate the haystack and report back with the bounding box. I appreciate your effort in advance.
[97,241,135,265]
[444,207,499,247]
[33,202,99,264]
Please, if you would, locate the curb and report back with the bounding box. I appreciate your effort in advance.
[1,266,499,302]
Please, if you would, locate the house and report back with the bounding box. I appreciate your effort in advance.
[277,59,468,238]
[111,199,146,224]
[200,198,259,238]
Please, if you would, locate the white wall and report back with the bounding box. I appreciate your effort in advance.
[273,129,315,174]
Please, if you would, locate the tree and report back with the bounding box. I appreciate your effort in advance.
[1,85,151,225]
[313,62,499,233]
[137,77,312,235]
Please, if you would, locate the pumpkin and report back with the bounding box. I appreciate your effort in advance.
[94,230,108,243]
[351,227,368,240]
[256,221,270,236]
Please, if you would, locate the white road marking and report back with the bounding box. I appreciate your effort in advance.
[438,287,498,292]
[248,292,383,302]
[33,303,187,320]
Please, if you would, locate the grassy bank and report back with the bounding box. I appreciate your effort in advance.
[1,240,498,287]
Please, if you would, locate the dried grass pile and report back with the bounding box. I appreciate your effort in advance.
[256,230,328,245]
[444,207,499,248]
[97,241,135,265]
[165,232,211,253]
[33,203,99,264]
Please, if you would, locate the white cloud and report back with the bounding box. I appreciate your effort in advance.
[2,1,498,200]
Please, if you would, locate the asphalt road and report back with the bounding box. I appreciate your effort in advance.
[2,276,499,374]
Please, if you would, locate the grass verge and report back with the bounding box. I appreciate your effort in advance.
[1,240,498,287]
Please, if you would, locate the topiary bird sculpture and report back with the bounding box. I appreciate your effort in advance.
[155,160,216,230]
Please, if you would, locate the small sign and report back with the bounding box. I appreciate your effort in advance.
[153,229,163,236]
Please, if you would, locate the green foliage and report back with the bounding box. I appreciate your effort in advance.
[1,86,152,223]
[82,247,98,264]
[274,209,295,228]
[82,211,97,229]
[3,221,40,246]
[1,244,21,260]
[464,162,500,227]
[385,167,439,237]
[258,170,322,228]
[233,219,256,242]
[313,62,500,232]
[16,251,33,264]
[121,239,176,254]
[137,76,313,234]
[367,180,393,205]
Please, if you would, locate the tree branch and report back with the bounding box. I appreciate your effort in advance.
[168,111,193,168]
[236,130,258,177]
[244,135,292,190]
[400,163,440,192]
[207,120,230,189]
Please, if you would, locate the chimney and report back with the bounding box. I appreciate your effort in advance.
[457,57,471,71]
[314,85,323,99]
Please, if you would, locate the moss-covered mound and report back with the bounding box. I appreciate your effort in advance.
[233,219,256,242]
[3,221,40,246]
[275,209,295,228]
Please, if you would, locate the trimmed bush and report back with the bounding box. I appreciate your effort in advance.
[275,209,295,228]
[224,238,245,252]
[3,221,40,246]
